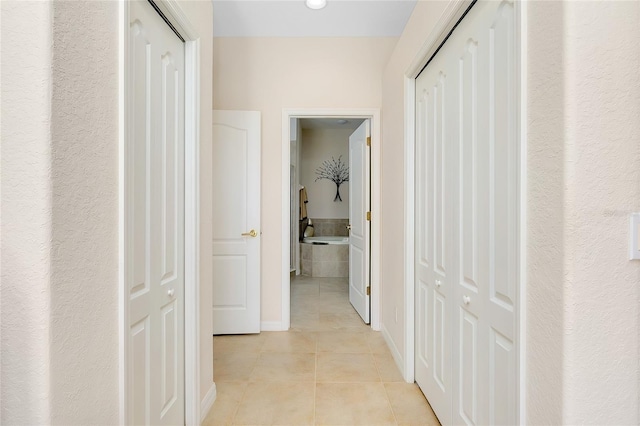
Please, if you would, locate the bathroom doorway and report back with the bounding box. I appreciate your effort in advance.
[281,108,381,331]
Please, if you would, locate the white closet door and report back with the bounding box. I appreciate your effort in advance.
[415,1,518,425]
[128,1,185,424]
[415,57,454,425]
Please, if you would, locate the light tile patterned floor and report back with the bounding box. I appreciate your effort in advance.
[203,275,441,426]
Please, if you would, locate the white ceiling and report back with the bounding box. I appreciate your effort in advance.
[212,0,418,37]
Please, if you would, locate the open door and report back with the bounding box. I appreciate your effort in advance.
[348,120,371,323]
[212,110,261,334]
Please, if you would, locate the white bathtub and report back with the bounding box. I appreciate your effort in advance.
[302,236,349,245]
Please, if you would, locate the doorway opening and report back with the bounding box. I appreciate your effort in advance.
[281,109,381,332]
[291,117,365,328]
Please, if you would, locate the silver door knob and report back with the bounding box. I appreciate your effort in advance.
[463,295,471,305]
[168,288,175,297]
[435,279,442,287]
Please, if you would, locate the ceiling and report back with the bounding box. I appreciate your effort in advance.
[212,0,418,37]
[300,118,365,130]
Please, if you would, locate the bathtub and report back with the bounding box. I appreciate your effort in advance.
[303,236,349,245]
[300,236,349,277]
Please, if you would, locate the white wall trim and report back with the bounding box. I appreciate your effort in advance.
[282,108,382,331]
[261,321,284,331]
[119,1,202,424]
[402,0,526,421]
[199,383,217,423]
[381,324,404,379]
[403,75,416,383]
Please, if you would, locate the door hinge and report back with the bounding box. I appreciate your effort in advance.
[366,286,371,296]
[366,136,371,147]
[366,211,371,221]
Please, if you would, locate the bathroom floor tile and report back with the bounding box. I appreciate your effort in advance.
[315,382,396,425]
[384,382,440,425]
[319,312,370,332]
[234,381,315,425]
[367,332,393,354]
[214,333,266,354]
[374,352,405,383]
[250,352,316,382]
[316,331,371,353]
[213,352,259,382]
[202,382,247,426]
[316,352,380,382]
[261,331,317,353]
[207,275,441,425]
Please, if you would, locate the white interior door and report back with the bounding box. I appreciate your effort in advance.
[127,1,185,424]
[414,1,518,425]
[348,120,370,324]
[212,110,261,335]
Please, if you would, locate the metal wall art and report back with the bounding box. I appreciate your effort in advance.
[315,155,349,202]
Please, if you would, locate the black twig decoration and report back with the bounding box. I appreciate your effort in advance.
[315,155,349,202]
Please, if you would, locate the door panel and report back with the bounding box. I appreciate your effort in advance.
[212,110,261,335]
[128,1,185,425]
[415,1,518,425]
[348,120,371,324]
[415,52,453,426]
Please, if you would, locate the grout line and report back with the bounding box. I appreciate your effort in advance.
[313,332,318,425]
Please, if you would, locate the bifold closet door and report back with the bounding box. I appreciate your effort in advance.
[128,1,186,424]
[414,1,518,425]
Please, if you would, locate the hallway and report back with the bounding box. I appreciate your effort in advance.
[204,275,440,425]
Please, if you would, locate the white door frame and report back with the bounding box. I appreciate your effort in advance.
[281,108,382,331]
[119,1,202,424]
[402,0,527,423]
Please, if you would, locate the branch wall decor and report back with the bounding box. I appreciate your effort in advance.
[315,155,349,202]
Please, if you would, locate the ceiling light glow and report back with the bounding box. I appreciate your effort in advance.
[306,0,327,10]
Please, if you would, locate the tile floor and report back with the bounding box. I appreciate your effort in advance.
[203,275,440,426]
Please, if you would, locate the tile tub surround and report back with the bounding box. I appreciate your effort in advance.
[301,241,349,278]
[310,218,350,237]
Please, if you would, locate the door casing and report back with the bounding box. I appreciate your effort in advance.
[281,108,381,331]
[402,0,527,423]
[119,1,203,424]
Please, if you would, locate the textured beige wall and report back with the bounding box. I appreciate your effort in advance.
[524,1,566,422]
[560,2,639,423]
[1,0,214,422]
[213,37,397,323]
[1,1,54,424]
[525,2,640,423]
[48,1,120,423]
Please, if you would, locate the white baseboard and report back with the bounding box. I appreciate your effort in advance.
[260,321,284,331]
[381,324,408,382]
[200,382,217,423]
